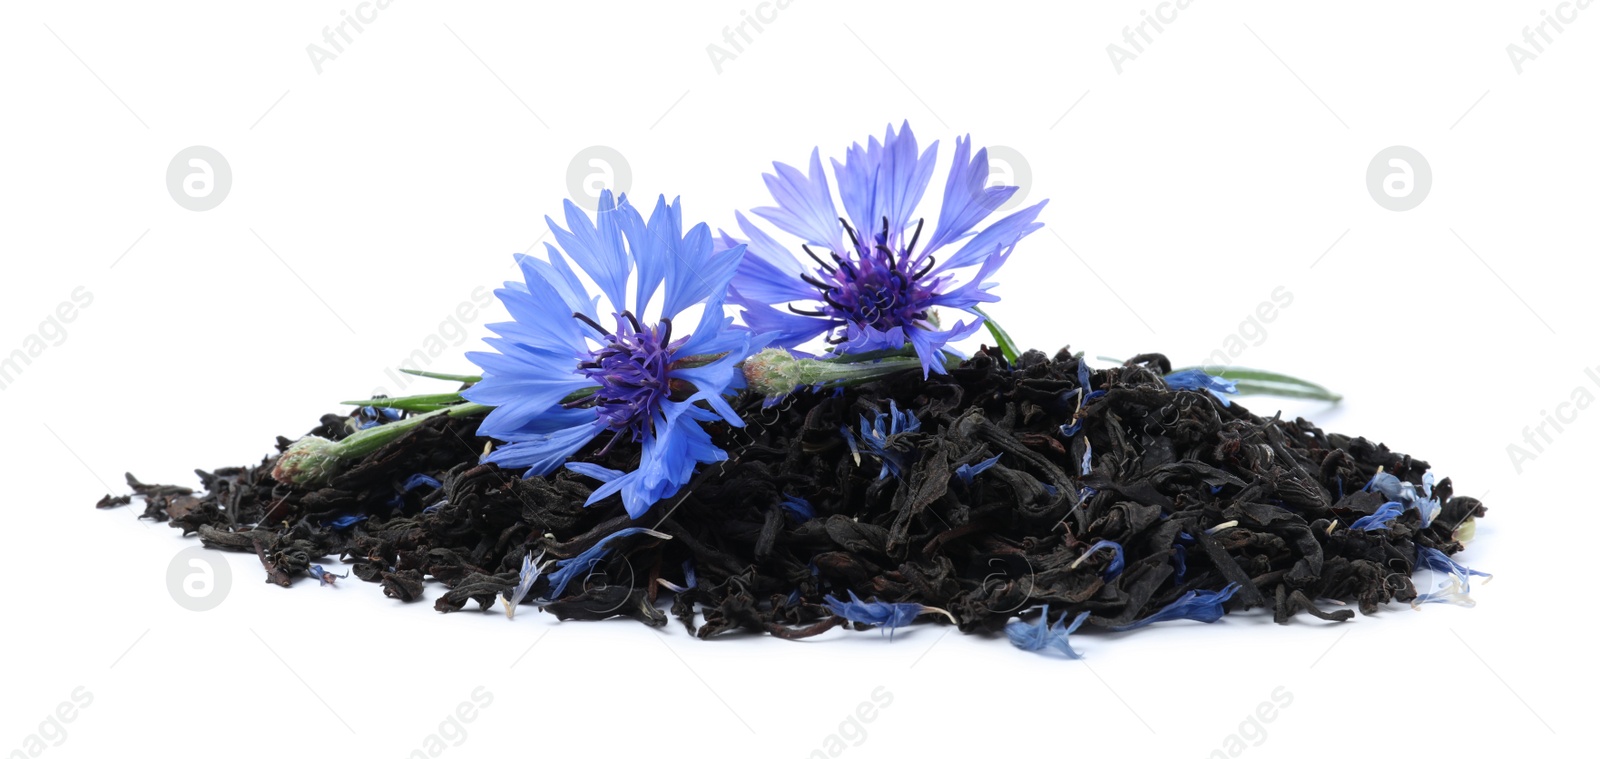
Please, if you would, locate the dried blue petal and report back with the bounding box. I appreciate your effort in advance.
[824,590,951,637]
[1072,540,1124,580]
[325,514,366,529]
[954,454,1002,485]
[544,527,671,600]
[1164,368,1239,406]
[1416,546,1492,593]
[1412,577,1475,609]
[780,493,815,521]
[1364,469,1442,528]
[1080,440,1094,476]
[844,400,921,479]
[403,473,442,492]
[1112,584,1240,631]
[308,564,348,586]
[1350,501,1404,531]
[503,549,548,619]
[1006,605,1089,659]
[357,405,403,429]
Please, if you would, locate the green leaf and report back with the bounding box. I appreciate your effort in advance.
[973,306,1019,364]
[399,369,482,384]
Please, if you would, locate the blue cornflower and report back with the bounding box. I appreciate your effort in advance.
[824,590,954,637]
[308,564,348,586]
[841,400,921,479]
[1164,369,1239,406]
[463,191,756,519]
[954,453,1002,485]
[543,527,671,600]
[1350,501,1405,532]
[1071,540,1125,580]
[780,493,816,521]
[1365,470,1442,528]
[1111,584,1240,631]
[503,549,548,620]
[722,122,1048,376]
[1006,605,1090,659]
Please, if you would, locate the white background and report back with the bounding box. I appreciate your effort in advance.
[2,1,1593,756]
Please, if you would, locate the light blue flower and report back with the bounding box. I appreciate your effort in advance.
[1112,584,1240,631]
[1350,501,1404,532]
[543,527,671,600]
[1005,605,1090,659]
[1164,369,1239,406]
[463,191,757,519]
[722,122,1048,376]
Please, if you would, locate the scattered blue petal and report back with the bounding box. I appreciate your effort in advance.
[308,564,348,586]
[544,527,670,600]
[1076,540,1125,580]
[326,515,366,530]
[1006,605,1090,659]
[824,589,943,637]
[1416,545,1492,593]
[1365,470,1442,528]
[843,400,922,479]
[402,473,442,493]
[504,549,547,619]
[780,493,816,521]
[1351,501,1405,532]
[1164,369,1239,406]
[1111,584,1241,631]
[954,454,1002,485]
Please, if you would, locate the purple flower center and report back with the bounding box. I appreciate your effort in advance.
[572,311,678,447]
[794,217,939,343]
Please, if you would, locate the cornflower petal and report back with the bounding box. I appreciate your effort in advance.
[1112,584,1241,631]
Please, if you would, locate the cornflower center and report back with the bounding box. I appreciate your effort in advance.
[792,217,937,343]
[570,311,677,448]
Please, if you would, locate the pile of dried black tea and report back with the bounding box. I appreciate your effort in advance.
[98,348,1488,652]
